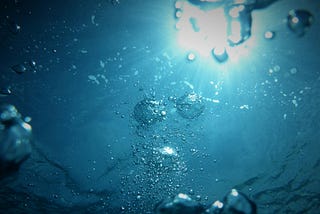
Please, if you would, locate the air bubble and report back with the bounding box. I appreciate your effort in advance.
[212,47,228,63]
[287,9,313,37]
[273,65,280,72]
[29,60,36,67]
[0,87,12,97]
[290,67,298,74]
[133,98,166,126]
[264,31,275,40]
[175,10,183,18]
[24,116,32,123]
[5,17,21,35]
[176,92,205,119]
[11,64,27,74]
[187,52,196,61]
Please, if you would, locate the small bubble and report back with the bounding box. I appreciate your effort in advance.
[273,65,280,72]
[11,64,27,74]
[24,116,32,123]
[290,67,298,74]
[264,31,275,40]
[6,18,21,35]
[189,189,194,195]
[29,60,36,67]
[0,87,12,96]
[187,52,196,61]
[292,99,298,107]
[175,10,182,18]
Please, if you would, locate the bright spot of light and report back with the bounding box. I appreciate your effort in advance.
[177,193,191,200]
[175,10,183,18]
[159,146,177,156]
[213,200,224,209]
[22,122,32,131]
[231,189,239,197]
[174,1,254,63]
[175,1,228,58]
[187,52,196,61]
[292,16,299,24]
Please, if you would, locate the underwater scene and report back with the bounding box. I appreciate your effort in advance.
[0,0,319,213]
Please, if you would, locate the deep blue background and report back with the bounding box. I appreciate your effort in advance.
[0,0,319,213]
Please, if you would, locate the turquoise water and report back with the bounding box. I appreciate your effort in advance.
[0,0,319,213]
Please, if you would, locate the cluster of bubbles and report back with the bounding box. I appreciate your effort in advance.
[147,145,186,175]
[121,137,188,212]
[155,189,256,214]
[0,104,32,178]
[175,92,205,119]
[133,98,167,126]
[133,92,205,127]
[124,92,206,212]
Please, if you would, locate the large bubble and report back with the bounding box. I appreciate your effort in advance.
[176,92,205,119]
[133,98,166,126]
[0,104,32,177]
[287,9,313,37]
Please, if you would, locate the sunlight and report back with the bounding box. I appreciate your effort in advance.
[174,0,254,63]
[175,1,227,57]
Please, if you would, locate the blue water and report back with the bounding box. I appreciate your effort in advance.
[0,0,319,213]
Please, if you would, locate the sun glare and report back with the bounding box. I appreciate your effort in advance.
[174,0,254,63]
